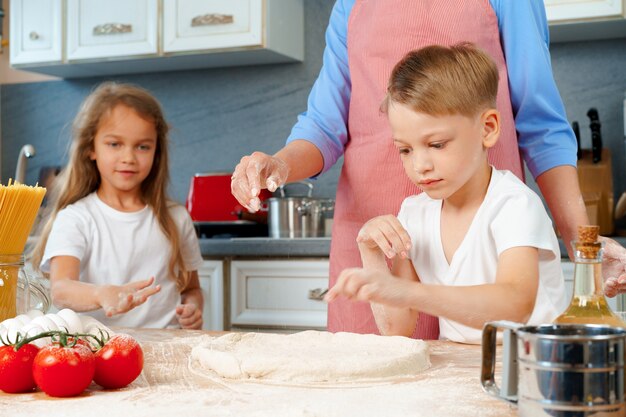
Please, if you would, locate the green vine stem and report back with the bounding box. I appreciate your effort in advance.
[0,328,111,351]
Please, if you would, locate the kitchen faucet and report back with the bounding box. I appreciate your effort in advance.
[15,144,36,184]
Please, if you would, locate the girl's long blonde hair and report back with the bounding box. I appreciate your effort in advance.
[31,82,189,290]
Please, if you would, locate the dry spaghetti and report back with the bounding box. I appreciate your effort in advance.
[0,180,46,255]
[0,180,46,320]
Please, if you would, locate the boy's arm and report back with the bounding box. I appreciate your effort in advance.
[328,245,539,331]
[353,214,419,336]
[404,246,539,329]
[49,255,161,316]
[360,245,420,336]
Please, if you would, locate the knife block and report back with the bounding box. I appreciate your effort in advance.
[577,148,614,235]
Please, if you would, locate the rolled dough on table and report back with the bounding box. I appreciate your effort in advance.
[190,330,430,383]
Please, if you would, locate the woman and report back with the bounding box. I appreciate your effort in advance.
[231,0,626,338]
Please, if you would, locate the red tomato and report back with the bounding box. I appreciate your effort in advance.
[94,334,143,389]
[33,342,95,397]
[0,343,39,393]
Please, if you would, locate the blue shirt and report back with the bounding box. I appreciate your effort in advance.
[286,0,576,179]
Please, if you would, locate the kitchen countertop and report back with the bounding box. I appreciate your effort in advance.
[2,328,517,417]
[201,235,626,259]
[199,237,331,257]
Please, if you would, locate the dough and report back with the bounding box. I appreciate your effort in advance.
[190,330,430,383]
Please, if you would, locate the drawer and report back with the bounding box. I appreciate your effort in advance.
[230,259,328,329]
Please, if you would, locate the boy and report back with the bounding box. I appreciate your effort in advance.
[325,43,567,344]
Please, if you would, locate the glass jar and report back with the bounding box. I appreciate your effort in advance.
[0,254,29,322]
[0,254,50,322]
[553,226,626,327]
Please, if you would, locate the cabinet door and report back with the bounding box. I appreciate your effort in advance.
[198,260,224,331]
[9,0,62,65]
[545,0,623,22]
[230,260,329,329]
[66,0,158,61]
[163,0,263,53]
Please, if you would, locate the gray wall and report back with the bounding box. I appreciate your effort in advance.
[2,1,626,217]
[0,1,340,202]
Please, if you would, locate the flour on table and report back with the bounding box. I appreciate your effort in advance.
[190,330,430,383]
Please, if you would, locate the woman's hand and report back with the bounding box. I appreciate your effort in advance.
[600,237,626,297]
[176,303,202,329]
[231,151,289,212]
[356,215,412,259]
[97,277,161,317]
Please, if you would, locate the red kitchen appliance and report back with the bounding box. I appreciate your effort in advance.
[186,172,272,222]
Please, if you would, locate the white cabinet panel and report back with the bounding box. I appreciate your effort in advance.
[9,0,62,64]
[66,0,158,60]
[163,0,262,53]
[545,0,623,22]
[231,259,328,329]
[198,260,224,331]
[10,0,303,77]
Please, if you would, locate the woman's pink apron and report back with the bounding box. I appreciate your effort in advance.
[328,0,523,338]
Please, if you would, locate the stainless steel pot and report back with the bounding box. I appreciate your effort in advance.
[481,321,626,417]
[268,182,334,238]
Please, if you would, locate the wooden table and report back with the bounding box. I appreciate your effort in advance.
[1,328,518,417]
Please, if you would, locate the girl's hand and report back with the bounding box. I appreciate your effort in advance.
[600,237,626,297]
[231,152,289,212]
[325,267,415,307]
[356,215,412,259]
[176,303,202,329]
[98,277,161,317]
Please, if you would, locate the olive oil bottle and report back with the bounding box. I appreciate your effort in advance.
[554,225,626,326]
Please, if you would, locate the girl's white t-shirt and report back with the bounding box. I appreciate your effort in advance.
[41,192,204,328]
[397,168,567,344]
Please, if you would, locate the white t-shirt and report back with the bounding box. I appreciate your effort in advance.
[41,192,204,328]
[397,169,567,344]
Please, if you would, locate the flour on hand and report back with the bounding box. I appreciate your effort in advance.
[190,330,430,383]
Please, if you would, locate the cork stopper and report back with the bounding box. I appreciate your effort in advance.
[575,225,601,259]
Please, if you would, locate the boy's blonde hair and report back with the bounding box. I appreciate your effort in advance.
[31,82,189,291]
[383,42,499,117]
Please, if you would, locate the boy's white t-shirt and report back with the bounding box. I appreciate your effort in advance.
[397,168,567,344]
[41,192,204,328]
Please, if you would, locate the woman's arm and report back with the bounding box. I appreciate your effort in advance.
[535,166,588,259]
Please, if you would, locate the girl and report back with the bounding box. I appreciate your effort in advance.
[31,82,204,329]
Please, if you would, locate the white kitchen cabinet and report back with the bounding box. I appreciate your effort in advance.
[66,0,158,61]
[198,260,224,331]
[545,0,626,42]
[9,0,62,65]
[545,0,623,23]
[230,259,328,329]
[163,0,262,53]
[9,0,304,78]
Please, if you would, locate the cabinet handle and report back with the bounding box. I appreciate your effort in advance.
[29,31,40,40]
[308,288,328,301]
[191,14,234,27]
[93,23,133,36]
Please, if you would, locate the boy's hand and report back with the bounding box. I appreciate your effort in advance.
[325,267,415,307]
[356,215,412,259]
[600,236,626,297]
[98,277,161,317]
[176,303,203,329]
